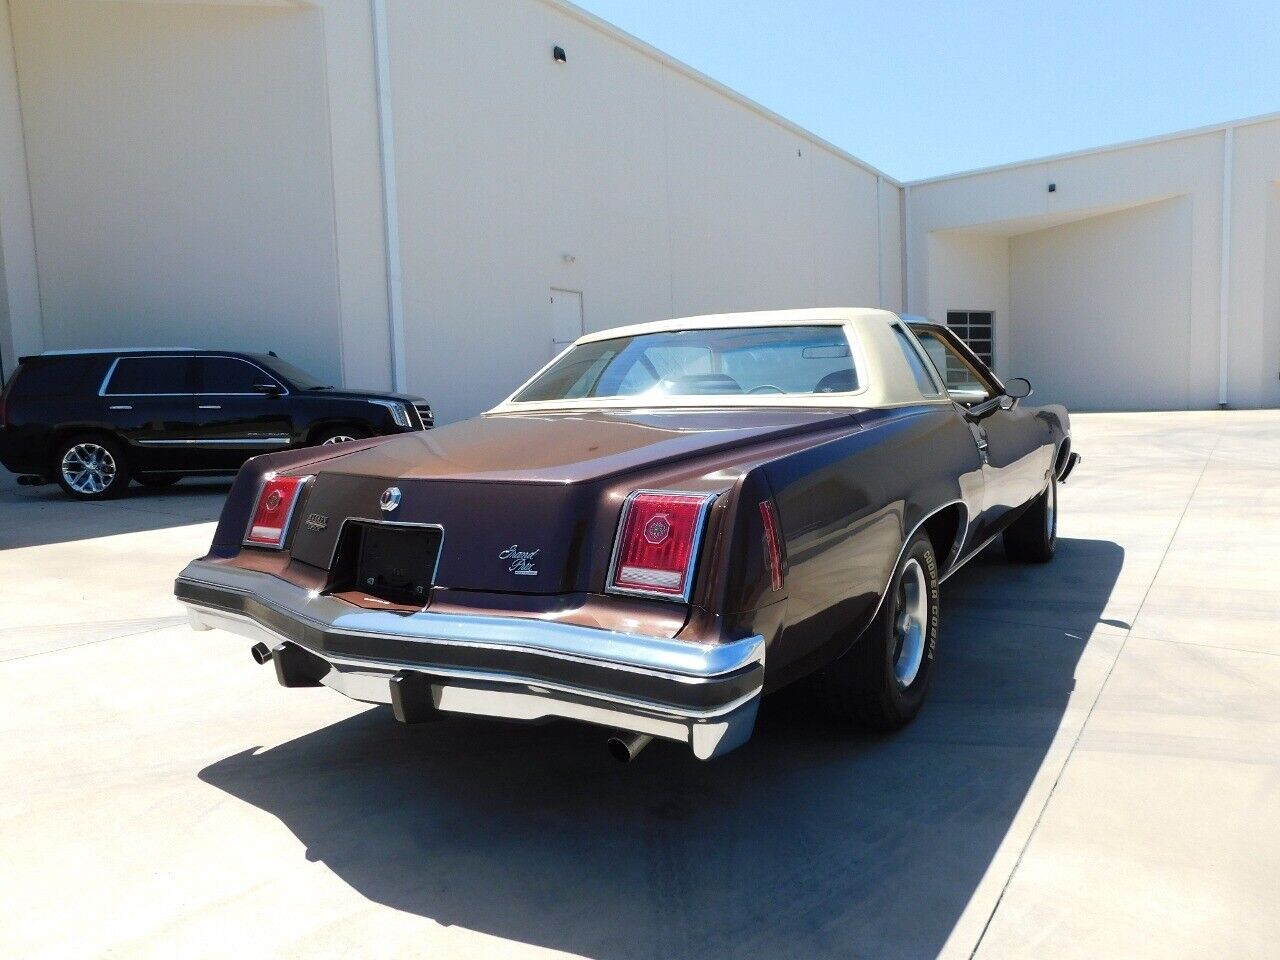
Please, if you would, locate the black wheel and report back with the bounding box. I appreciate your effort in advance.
[312,427,368,447]
[815,529,941,731]
[1003,476,1057,563]
[53,434,131,501]
[136,475,183,489]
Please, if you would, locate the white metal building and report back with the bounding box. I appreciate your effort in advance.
[0,0,1275,416]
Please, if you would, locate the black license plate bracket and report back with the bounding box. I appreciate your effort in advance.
[345,522,442,605]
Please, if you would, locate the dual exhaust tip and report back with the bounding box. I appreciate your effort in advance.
[248,642,655,762]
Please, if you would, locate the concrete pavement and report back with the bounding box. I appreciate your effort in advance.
[2,411,1277,959]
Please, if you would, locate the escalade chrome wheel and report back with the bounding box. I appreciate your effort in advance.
[314,427,368,447]
[54,435,131,501]
[62,443,116,494]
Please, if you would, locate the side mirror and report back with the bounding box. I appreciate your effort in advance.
[1004,377,1033,400]
[254,382,283,396]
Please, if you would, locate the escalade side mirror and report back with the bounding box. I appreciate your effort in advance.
[254,382,283,396]
[1004,377,1033,400]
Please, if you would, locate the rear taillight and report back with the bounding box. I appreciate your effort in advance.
[607,490,717,601]
[243,474,310,549]
[759,500,784,592]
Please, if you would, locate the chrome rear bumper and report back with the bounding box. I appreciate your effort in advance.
[176,561,764,760]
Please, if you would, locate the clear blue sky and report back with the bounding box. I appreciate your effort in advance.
[573,0,1280,181]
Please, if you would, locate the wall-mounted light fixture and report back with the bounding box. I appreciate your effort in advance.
[553,46,567,63]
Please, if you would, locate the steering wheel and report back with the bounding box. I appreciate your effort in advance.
[748,384,786,395]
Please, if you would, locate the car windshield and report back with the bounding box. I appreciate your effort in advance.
[250,355,330,390]
[512,325,860,403]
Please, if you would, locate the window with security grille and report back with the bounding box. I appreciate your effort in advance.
[946,311,995,369]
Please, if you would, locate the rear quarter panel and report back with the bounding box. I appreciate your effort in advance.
[759,405,984,688]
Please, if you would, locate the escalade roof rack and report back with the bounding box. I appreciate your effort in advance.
[34,347,199,357]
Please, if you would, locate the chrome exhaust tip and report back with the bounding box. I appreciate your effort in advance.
[250,642,274,666]
[607,731,653,763]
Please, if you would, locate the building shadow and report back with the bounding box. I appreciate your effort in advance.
[199,537,1123,960]
[0,475,231,550]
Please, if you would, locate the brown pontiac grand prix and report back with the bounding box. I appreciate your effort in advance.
[176,309,1080,762]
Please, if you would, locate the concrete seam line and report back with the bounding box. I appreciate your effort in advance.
[0,618,187,664]
[966,429,1224,959]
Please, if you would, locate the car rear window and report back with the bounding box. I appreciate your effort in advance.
[9,357,103,398]
[514,325,860,402]
[102,357,193,395]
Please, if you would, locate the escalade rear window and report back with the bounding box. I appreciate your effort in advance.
[9,357,101,398]
[102,357,193,395]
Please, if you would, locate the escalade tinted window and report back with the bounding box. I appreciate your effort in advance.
[197,357,279,394]
[10,357,101,398]
[103,357,193,395]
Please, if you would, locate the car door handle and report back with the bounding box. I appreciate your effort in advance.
[109,404,133,411]
[198,405,223,410]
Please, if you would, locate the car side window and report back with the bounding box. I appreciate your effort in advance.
[891,326,944,397]
[197,357,279,395]
[102,357,193,395]
[913,329,996,405]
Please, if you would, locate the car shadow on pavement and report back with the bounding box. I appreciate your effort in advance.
[199,537,1123,960]
[0,476,231,550]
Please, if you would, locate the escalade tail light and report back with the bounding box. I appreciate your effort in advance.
[607,491,717,602]
[244,474,310,549]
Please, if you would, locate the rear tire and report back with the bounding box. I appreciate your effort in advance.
[815,529,941,731]
[53,434,131,501]
[1003,476,1057,563]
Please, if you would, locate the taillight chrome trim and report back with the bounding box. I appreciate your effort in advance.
[605,489,719,603]
[759,500,785,592]
[242,473,312,549]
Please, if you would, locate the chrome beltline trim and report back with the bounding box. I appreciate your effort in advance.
[187,604,760,721]
[137,437,290,447]
[176,561,765,681]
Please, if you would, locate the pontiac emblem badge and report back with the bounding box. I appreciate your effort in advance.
[380,487,402,513]
[644,514,672,545]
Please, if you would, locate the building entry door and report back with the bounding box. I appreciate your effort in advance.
[550,289,583,359]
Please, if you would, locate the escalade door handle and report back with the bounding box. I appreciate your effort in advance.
[198,405,223,410]
[109,405,133,411]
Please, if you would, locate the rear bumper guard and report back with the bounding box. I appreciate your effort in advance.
[176,561,763,760]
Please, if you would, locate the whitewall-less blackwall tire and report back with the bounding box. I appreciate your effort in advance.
[815,528,941,731]
[1003,476,1058,563]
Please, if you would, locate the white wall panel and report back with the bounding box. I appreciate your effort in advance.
[10,0,343,384]
[1010,198,1193,411]
[385,0,895,421]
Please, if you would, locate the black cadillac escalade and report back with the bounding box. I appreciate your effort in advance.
[0,349,432,500]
